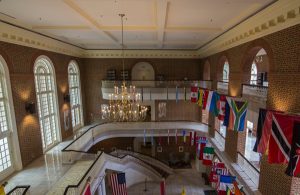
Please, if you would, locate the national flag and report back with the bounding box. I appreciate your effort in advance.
[226,97,248,131]
[223,100,230,127]
[182,130,186,144]
[226,186,233,195]
[197,88,203,107]
[176,86,179,103]
[193,131,197,145]
[160,179,166,195]
[254,109,283,154]
[233,181,242,195]
[217,175,236,195]
[217,95,226,121]
[210,162,228,188]
[167,129,170,145]
[205,91,214,112]
[268,113,297,163]
[184,87,187,101]
[110,173,127,195]
[202,147,214,165]
[197,137,207,160]
[191,86,198,103]
[181,186,186,195]
[189,131,194,146]
[202,89,209,110]
[286,121,300,177]
[253,108,267,153]
[209,91,220,117]
[82,182,91,195]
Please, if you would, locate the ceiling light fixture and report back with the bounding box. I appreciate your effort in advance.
[101,14,148,122]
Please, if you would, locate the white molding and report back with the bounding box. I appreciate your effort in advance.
[197,0,300,58]
[0,0,299,59]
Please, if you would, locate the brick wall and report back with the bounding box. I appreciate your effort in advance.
[201,24,300,194]
[0,41,82,166]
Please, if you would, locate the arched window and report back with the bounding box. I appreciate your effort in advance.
[0,55,21,178]
[222,61,229,82]
[250,63,258,85]
[34,56,60,151]
[68,61,83,130]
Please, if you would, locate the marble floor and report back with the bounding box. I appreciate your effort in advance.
[3,141,73,195]
[126,161,214,195]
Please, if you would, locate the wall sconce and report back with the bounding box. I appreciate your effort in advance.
[25,102,36,114]
[63,94,70,103]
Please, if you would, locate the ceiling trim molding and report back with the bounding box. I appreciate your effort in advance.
[197,0,300,58]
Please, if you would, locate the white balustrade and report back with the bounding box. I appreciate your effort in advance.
[217,81,229,94]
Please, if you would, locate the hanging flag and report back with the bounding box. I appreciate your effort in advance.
[175,129,178,145]
[226,186,233,195]
[202,146,214,165]
[193,131,197,146]
[233,181,242,195]
[110,173,127,195]
[184,87,187,101]
[209,91,220,116]
[210,162,228,188]
[197,137,207,160]
[223,100,230,127]
[167,129,170,145]
[217,175,236,195]
[181,186,186,195]
[182,130,186,144]
[226,97,248,131]
[82,182,92,195]
[144,129,146,146]
[189,131,194,146]
[190,86,198,103]
[286,121,300,177]
[217,95,227,121]
[176,86,179,103]
[202,89,209,110]
[197,88,203,107]
[160,178,166,195]
[268,113,294,163]
[253,108,267,153]
[205,90,214,112]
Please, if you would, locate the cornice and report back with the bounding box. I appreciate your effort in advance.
[197,0,300,58]
[0,0,299,59]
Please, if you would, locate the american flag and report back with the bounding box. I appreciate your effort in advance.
[110,173,127,195]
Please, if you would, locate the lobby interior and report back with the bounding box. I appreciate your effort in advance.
[0,0,300,194]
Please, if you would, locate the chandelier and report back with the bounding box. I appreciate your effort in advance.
[101,14,148,122]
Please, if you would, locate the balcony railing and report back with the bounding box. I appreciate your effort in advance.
[217,81,229,94]
[7,185,30,195]
[101,80,212,100]
[242,84,268,100]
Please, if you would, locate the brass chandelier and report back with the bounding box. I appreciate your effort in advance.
[101,14,148,122]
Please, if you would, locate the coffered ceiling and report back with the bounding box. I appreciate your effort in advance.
[0,0,275,50]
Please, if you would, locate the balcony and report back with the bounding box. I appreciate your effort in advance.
[217,81,229,94]
[242,84,268,103]
[101,80,212,100]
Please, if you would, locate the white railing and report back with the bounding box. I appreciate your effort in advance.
[112,150,173,174]
[242,84,268,100]
[214,130,225,151]
[217,81,229,94]
[62,121,209,163]
[63,152,162,195]
[101,80,212,100]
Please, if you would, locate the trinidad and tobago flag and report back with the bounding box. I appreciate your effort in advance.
[286,121,300,177]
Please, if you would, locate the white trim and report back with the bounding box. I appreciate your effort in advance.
[34,55,61,152]
[0,55,22,177]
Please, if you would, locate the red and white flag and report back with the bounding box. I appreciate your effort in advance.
[82,182,91,195]
[191,86,198,103]
[110,173,127,195]
[160,178,166,195]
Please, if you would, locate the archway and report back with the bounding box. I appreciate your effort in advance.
[131,61,155,81]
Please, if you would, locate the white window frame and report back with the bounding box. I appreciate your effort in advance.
[34,55,61,152]
[222,61,229,82]
[68,60,83,131]
[0,55,22,180]
[250,62,258,85]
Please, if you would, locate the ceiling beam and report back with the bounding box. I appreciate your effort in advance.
[63,0,119,45]
[156,0,169,48]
